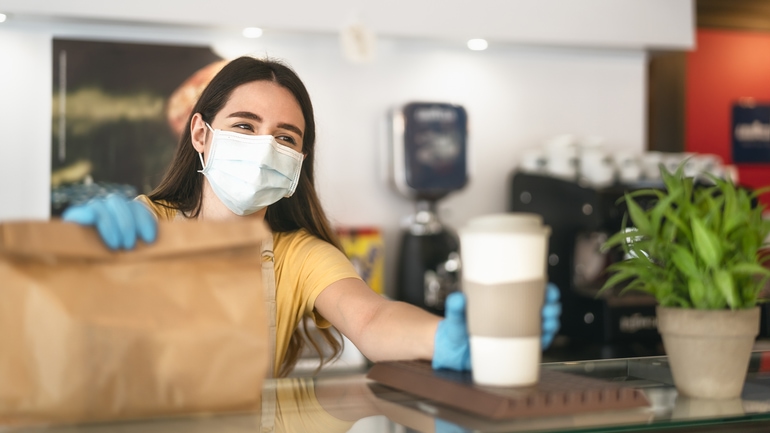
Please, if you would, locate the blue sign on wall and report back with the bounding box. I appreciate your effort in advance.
[732,104,770,163]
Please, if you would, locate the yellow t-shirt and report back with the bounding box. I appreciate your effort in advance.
[135,196,362,376]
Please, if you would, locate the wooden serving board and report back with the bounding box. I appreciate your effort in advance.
[367,360,650,420]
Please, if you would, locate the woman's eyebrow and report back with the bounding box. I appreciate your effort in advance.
[278,122,304,138]
[226,111,303,138]
[227,111,262,122]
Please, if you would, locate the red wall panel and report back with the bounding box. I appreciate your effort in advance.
[685,29,770,204]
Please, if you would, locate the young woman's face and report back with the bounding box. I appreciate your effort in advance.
[209,80,305,153]
[190,79,306,220]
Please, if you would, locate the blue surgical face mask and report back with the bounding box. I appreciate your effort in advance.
[198,123,304,216]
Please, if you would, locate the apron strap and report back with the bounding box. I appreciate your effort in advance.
[261,236,277,377]
[260,235,278,432]
[259,381,277,433]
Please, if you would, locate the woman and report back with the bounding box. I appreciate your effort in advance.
[63,56,561,377]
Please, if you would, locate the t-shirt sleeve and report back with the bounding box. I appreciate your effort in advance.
[278,232,363,328]
[303,239,363,328]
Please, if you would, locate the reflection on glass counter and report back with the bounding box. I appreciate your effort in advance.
[11,352,770,433]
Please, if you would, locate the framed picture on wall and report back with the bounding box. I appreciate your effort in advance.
[51,38,225,216]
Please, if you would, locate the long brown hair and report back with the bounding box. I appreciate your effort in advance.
[149,56,342,377]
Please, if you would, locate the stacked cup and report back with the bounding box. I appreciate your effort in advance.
[458,213,551,387]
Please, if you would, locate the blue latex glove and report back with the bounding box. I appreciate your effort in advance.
[432,291,472,371]
[432,283,563,371]
[62,194,157,250]
[541,282,562,350]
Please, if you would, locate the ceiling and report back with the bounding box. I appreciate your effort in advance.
[1,0,694,50]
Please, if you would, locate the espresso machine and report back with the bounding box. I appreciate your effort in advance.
[389,102,468,316]
[509,171,665,358]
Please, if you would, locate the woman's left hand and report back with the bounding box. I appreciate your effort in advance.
[541,283,562,349]
[432,283,562,372]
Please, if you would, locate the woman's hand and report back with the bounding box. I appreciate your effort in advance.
[432,292,471,371]
[541,283,562,349]
[432,283,562,372]
[62,194,157,250]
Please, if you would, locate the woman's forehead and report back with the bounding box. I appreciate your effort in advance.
[223,81,303,123]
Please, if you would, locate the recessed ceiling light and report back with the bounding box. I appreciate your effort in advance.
[0,14,7,23]
[242,27,263,38]
[467,38,488,51]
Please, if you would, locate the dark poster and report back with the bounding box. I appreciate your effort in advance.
[732,103,770,164]
[51,39,224,215]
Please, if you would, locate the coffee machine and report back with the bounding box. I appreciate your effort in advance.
[389,102,468,316]
[509,171,665,358]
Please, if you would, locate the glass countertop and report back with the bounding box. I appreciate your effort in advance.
[11,351,770,433]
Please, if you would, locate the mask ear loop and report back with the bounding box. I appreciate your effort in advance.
[198,123,215,171]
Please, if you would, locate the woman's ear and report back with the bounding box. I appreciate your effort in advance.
[190,113,208,154]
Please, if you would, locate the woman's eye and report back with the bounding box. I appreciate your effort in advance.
[234,123,254,131]
[276,135,298,147]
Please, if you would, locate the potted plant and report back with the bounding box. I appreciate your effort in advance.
[601,163,770,399]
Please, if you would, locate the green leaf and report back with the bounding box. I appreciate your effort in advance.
[650,190,679,232]
[659,293,691,308]
[691,217,723,268]
[669,244,700,280]
[700,191,724,234]
[688,278,707,308]
[721,179,743,234]
[732,262,770,279]
[714,269,739,309]
[602,227,636,251]
[625,195,651,235]
[660,162,685,194]
[624,188,661,201]
[599,268,636,294]
[749,185,770,205]
[682,177,695,205]
[662,208,692,241]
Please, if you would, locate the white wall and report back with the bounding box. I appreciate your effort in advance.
[289,37,647,295]
[0,29,51,221]
[0,16,658,295]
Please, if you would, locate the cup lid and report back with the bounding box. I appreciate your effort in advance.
[464,213,544,232]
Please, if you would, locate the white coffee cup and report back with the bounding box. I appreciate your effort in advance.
[458,213,551,387]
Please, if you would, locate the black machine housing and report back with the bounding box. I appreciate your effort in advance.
[509,171,665,358]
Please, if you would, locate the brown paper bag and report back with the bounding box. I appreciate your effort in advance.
[0,219,271,426]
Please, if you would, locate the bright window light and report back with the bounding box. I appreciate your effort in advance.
[467,38,488,51]
[0,14,7,23]
[242,27,263,38]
